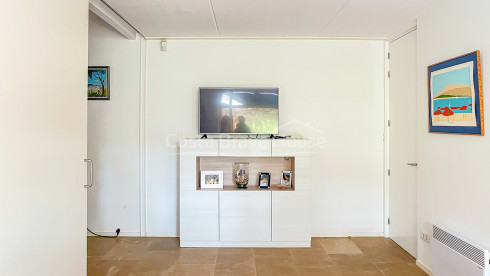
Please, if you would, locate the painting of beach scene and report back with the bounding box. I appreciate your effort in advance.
[88,66,110,100]
[428,51,483,135]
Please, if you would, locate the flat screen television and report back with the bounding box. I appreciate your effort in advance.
[199,87,279,134]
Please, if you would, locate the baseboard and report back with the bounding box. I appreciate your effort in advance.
[87,231,141,237]
[87,231,179,238]
[181,241,310,248]
[311,232,384,237]
[145,232,179,237]
[416,260,432,276]
[88,232,385,238]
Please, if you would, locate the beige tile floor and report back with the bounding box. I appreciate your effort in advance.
[88,237,427,276]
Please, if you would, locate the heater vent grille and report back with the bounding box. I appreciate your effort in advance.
[433,225,485,268]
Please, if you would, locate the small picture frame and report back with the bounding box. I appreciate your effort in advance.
[201,170,223,189]
[259,172,271,189]
[281,171,292,187]
[88,66,110,100]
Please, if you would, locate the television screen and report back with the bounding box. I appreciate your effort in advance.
[199,88,279,134]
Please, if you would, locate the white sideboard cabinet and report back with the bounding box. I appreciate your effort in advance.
[179,139,311,247]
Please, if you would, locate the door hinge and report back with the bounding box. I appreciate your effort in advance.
[387,52,391,59]
[387,71,391,78]
[388,169,391,176]
[388,218,391,225]
[387,120,391,127]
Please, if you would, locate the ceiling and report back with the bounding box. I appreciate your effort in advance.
[104,0,425,39]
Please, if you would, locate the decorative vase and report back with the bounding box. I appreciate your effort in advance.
[234,162,249,189]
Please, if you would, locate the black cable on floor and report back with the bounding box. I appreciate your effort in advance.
[87,228,120,238]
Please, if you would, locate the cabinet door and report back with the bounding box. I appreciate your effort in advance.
[180,191,219,241]
[272,191,311,242]
[219,191,271,241]
[219,139,271,157]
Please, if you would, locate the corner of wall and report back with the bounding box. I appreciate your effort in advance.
[416,259,432,276]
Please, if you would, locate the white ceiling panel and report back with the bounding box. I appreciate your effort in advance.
[101,0,427,39]
[103,0,219,37]
[211,0,348,37]
[320,0,422,38]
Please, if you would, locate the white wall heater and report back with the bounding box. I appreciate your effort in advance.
[432,225,489,276]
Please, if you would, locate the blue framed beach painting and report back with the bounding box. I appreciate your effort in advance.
[88,66,110,100]
[428,51,483,135]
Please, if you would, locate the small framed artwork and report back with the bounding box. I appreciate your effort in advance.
[88,66,110,100]
[428,51,484,135]
[201,170,223,189]
[281,171,292,187]
[258,172,271,189]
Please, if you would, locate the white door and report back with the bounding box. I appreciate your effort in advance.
[0,1,88,275]
[389,30,417,257]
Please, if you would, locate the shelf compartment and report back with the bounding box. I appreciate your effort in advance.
[197,156,295,190]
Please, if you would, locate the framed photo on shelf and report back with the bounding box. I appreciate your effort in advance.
[428,51,484,135]
[281,171,292,187]
[258,172,271,189]
[201,170,223,189]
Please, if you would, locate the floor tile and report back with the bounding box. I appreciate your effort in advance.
[130,272,173,276]
[374,262,427,276]
[171,264,215,276]
[290,248,331,267]
[255,257,299,276]
[297,266,341,276]
[103,238,151,260]
[216,253,255,265]
[148,238,181,252]
[176,248,218,265]
[328,254,382,274]
[90,259,139,276]
[214,263,256,276]
[218,248,254,255]
[310,238,325,250]
[88,237,118,256]
[361,246,415,263]
[351,237,392,248]
[320,238,363,255]
[134,251,179,273]
[87,256,101,275]
[340,272,383,276]
[254,248,291,258]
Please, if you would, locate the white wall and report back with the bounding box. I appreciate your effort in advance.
[0,0,88,275]
[146,40,385,236]
[416,0,490,269]
[88,12,142,235]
